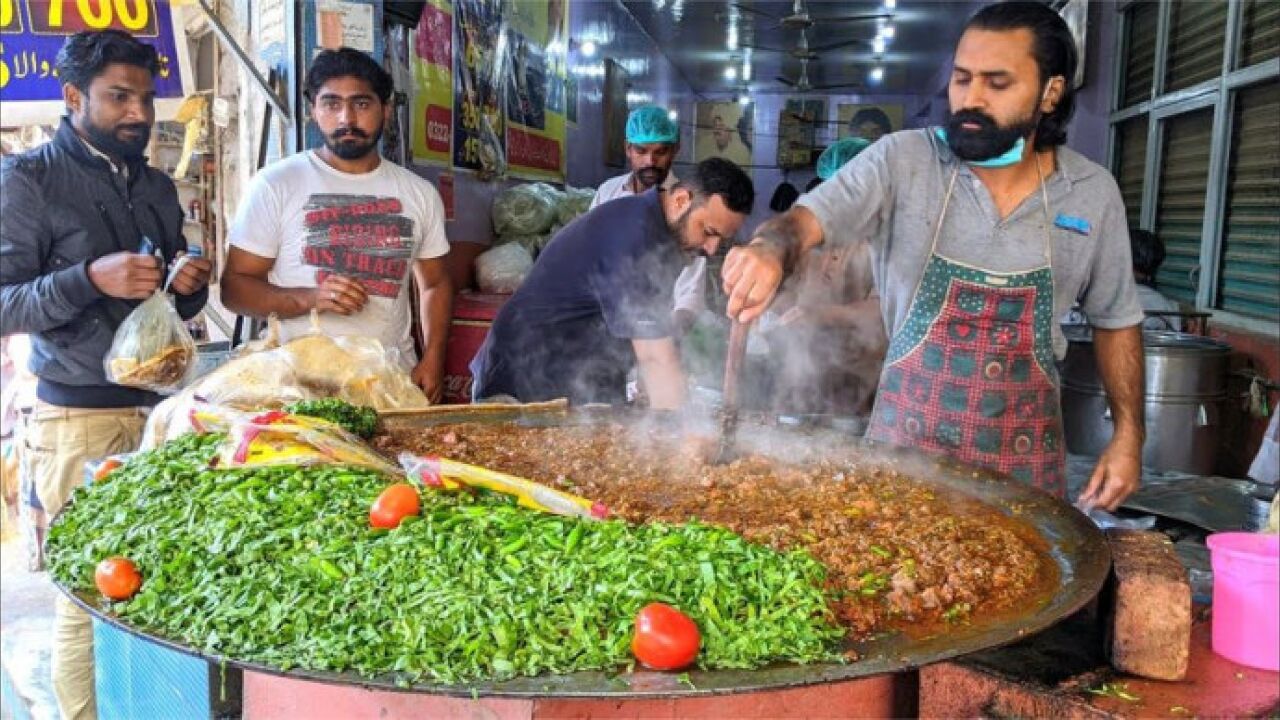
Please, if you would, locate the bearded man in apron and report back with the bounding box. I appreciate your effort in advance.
[722,1,1146,511]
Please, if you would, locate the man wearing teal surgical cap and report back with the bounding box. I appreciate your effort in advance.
[590,105,681,210]
[592,105,705,334]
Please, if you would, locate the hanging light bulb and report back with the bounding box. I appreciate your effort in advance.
[724,66,738,81]
[580,40,597,57]
[870,66,885,83]
[668,109,678,121]
[884,0,896,9]
[872,37,886,55]
[737,93,750,105]
[879,25,895,40]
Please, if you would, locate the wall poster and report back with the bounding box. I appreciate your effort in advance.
[411,0,454,165]
[409,0,568,180]
[695,101,754,167]
[0,0,192,125]
[837,104,903,143]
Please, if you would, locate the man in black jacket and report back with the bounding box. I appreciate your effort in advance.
[0,30,210,720]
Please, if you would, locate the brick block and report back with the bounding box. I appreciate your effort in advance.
[1105,529,1191,680]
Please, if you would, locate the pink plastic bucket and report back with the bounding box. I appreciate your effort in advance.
[1206,532,1280,671]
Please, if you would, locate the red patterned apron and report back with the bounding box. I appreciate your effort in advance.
[866,166,1065,496]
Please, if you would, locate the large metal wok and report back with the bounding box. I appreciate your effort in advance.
[58,407,1110,698]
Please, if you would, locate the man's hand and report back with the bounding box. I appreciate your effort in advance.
[411,356,444,404]
[312,275,369,315]
[1078,436,1142,511]
[168,253,213,296]
[87,251,162,299]
[723,243,786,323]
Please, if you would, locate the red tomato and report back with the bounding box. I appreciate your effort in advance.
[93,458,124,482]
[631,602,701,671]
[94,557,143,601]
[369,483,421,529]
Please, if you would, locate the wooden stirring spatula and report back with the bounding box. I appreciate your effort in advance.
[712,319,750,465]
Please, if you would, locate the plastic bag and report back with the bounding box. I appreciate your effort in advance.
[491,183,560,236]
[556,186,595,226]
[503,233,551,258]
[475,243,533,293]
[104,289,196,394]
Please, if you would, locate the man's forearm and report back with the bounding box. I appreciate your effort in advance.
[749,207,826,276]
[1093,325,1145,446]
[633,338,686,410]
[417,279,453,372]
[220,273,316,319]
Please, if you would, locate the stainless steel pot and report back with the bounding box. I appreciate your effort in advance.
[1060,328,1232,474]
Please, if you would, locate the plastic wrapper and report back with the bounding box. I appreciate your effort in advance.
[140,315,429,449]
[104,289,196,394]
[556,186,595,226]
[399,452,607,520]
[475,243,533,293]
[491,183,560,236]
[200,407,400,475]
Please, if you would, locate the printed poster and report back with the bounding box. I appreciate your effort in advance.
[452,0,504,174]
[778,98,826,169]
[316,0,375,53]
[501,0,567,181]
[837,104,903,143]
[412,0,453,165]
[0,0,191,124]
[410,0,567,180]
[695,101,754,167]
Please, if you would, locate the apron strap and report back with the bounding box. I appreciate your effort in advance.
[1034,153,1054,268]
[928,167,961,258]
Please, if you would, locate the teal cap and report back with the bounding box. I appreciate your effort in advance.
[626,105,679,145]
[816,137,872,180]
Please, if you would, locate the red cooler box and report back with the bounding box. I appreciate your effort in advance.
[442,292,510,403]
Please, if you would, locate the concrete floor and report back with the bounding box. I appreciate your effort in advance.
[0,516,58,720]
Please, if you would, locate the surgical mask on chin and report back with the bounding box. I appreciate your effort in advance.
[934,127,1026,168]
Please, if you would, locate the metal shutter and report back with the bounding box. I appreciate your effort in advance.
[1154,109,1215,305]
[1165,1,1228,93]
[1122,2,1159,107]
[1217,82,1280,320]
[1240,0,1280,69]
[1114,115,1149,223]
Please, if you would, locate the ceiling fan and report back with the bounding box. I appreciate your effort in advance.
[775,57,865,93]
[739,27,868,61]
[731,0,890,30]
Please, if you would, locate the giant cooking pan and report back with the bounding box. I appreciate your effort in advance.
[58,406,1110,698]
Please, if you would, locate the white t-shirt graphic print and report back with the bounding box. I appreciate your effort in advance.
[230,151,450,364]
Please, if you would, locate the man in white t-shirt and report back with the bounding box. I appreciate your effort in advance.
[222,48,452,401]
[591,105,705,332]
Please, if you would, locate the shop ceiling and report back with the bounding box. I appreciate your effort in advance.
[613,0,964,96]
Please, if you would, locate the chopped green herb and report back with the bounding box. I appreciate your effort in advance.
[47,432,845,685]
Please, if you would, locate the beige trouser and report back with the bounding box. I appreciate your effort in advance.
[23,402,147,720]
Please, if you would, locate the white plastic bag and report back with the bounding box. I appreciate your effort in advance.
[475,243,533,293]
[104,289,196,394]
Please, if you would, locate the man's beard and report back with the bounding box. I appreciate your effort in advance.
[667,206,706,257]
[325,126,382,160]
[634,166,667,189]
[944,106,1038,162]
[82,116,150,159]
